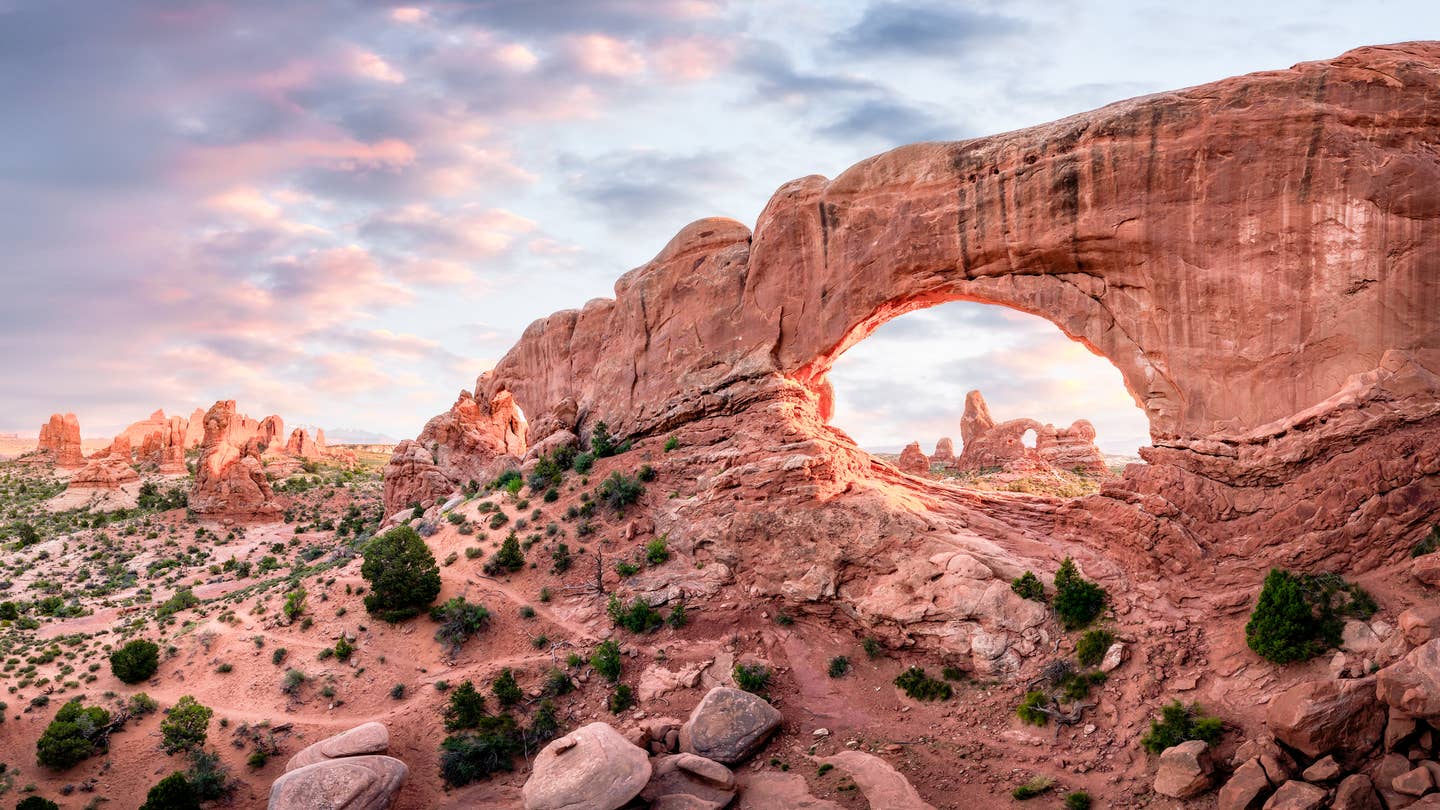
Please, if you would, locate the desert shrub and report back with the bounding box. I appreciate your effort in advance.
[590,421,617,457]
[590,640,622,682]
[1016,691,1050,726]
[893,667,951,701]
[491,668,522,709]
[597,472,644,513]
[110,638,160,684]
[1140,700,1223,754]
[862,637,882,659]
[1011,776,1054,800]
[607,594,663,633]
[664,435,679,452]
[129,692,160,715]
[444,681,488,731]
[160,695,212,754]
[1245,569,1350,663]
[615,561,639,577]
[488,512,509,530]
[827,656,851,678]
[1064,791,1093,810]
[544,668,574,697]
[666,601,687,628]
[36,698,113,769]
[185,748,233,801]
[733,663,771,695]
[484,532,524,575]
[361,525,441,622]
[439,714,521,786]
[156,588,200,620]
[16,798,61,810]
[607,683,635,714]
[645,536,669,566]
[390,684,406,700]
[1011,571,1045,602]
[281,668,306,695]
[1053,558,1107,630]
[139,773,200,810]
[282,586,306,622]
[550,542,572,573]
[637,464,656,482]
[527,699,560,746]
[1060,670,1107,700]
[430,597,490,656]
[271,648,288,666]
[1076,629,1114,667]
[572,451,595,473]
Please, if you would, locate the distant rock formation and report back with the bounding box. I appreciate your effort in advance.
[897,441,930,475]
[932,437,955,465]
[190,400,278,517]
[953,391,1107,477]
[382,389,528,514]
[37,412,83,468]
[71,454,140,489]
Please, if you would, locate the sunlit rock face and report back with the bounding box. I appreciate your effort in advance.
[190,399,279,518]
[387,44,1440,649]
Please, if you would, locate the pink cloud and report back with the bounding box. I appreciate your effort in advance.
[652,36,736,80]
[566,34,646,77]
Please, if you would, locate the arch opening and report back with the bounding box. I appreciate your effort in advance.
[825,300,1150,496]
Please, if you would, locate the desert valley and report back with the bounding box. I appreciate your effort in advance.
[0,14,1438,810]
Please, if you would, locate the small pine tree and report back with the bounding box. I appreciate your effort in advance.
[444,681,488,731]
[1053,558,1107,630]
[1011,571,1045,602]
[361,525,442,622]
[139,772,201,810]
[491,668,522,709]
[1245,569,1337,663]
[110,638,161,684]
[491,532,525,573]
[590,421,616,457]
[160,695,213,754]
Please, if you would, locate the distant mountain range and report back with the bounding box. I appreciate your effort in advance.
[295,425,399,445]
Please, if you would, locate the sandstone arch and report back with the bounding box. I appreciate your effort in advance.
[388,43,1440,573]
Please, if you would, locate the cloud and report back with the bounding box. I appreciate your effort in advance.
[832,2,1027,57]
[818,98,958,143]
[559,149,740,224]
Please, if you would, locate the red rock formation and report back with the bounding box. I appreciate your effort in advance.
[896,442,930,475]
[102,434,133,461]
[257,415,284,451]
[184,408,206,448]
[190,400,278,517]
[932,438,955,465]
[388,44,1440,590]
[160,416,188,474]
[71,455,140,489]
[953,391,1107,476]
[382,389,527,510]
[285,428,321,460]
[116,409,173,449]
[37,413,83,468]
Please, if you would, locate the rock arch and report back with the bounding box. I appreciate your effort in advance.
[388,43,1440,574]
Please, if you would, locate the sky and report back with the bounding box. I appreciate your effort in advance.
[0,1,1434,448]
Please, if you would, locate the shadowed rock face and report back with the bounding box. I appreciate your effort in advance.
[388,44,1440,579]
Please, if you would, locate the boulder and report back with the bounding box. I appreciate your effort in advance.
[1301,755,1342,782]
[816,750,935,810]
[1333,774,1383,810]
[267,755,407,810]
[1262,780,1327,810]
[735,771,842,809]
[1413,553,1440,588]
[1218,758,1273,810]
[1373,752,1418,809]
[1394,764,1435,796]
[1343,620,1382,654]
[1399,606,1440,646]
[680,687,783,765]
[1099,642,1126,673]
[1154,740,1214,798]
[1376,640,1440,721]
[639,753,736,810]
[1266,677,1384,759]
[523,722,650,810]
[286,722,390,772]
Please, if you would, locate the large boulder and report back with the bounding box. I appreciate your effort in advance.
[1413,552,1440,589]
[680,687,783,765]
[523,722,651,810]
[639,753,736,810]
[267,755,407,810]
[1218,758,1274,810]
[816,750,935,810]
[1332,774,1383,810]
[1376,639,1440,721]
[1265,677,1385,759]
[1399,606,1440,646]
[1154,740,1214,799]
[286,723,390,772]
[1262,780,1327,810]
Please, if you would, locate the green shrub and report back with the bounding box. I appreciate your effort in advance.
[1064,791,1092,810]
[1412,525,1440,558]
[160,695,212,754]
[607,683,635,714]
[110,638,160,684]
[486,532,525,574]
[733,663,771,695]
[1016,691,1049,726]
[862,637,882,659]
[1076,629,1114,667]
[491,668,522,709]
[597,472,644,513]
[390,683,406,700]
[129,692,160,715]
[550,543,572,573]
[893,667,951,701]
[1245,569,1349,663]
[827,656,850,678]
[1060,670,1107,701]
[16,798,61,810]
[139,773,201,810]
[156,588,200,620]
[615,561,639,577]
[1140,701,1223,754]
[590,421,616,457]
[666,601,688,628]
[444,681,488,731]
[645,536,669,565]
[1011,571,1045,602]
[282,587,306,622]
[590,640,622,682]
[572,452,594,473]
[430,597,490,656]
[664,436,679,452]
[36,698,112,769]
[1053,558,1106,630]
[438,714,522,786]
[1011,776,1054,800]
[607,594,663,633]
[361,526,441,622]
[185,748,233,801]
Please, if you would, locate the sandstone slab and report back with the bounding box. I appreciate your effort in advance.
[1266,677,1384,759]
[523,722,650,810]
[1154,739,1213,798]
[286,722,389,772]
[267,755,407,810]
[680,687,782,765]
